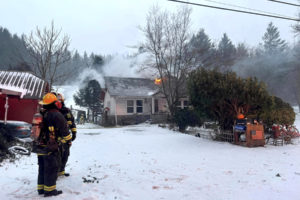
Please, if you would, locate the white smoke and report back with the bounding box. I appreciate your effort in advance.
[102,54,141,78]
[76,68,105,86]
[53,53,153,109]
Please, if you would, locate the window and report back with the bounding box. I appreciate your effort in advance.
[183,100,189,109]
[127,100,134,113]
[136,100,143,113]
[176,101,182,109]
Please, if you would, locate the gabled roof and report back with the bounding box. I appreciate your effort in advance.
[104,76,159,97]
[0,71,47,99]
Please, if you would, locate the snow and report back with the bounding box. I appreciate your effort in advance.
[147,91,155,96]
[1,117,300,199]
[104,77,158,97]
[0,71,45,99]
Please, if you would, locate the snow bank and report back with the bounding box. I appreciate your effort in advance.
[0,122,300,200]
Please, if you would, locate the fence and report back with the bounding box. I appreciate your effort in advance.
[189,126,234,143]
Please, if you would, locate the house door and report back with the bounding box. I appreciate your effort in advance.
[154,99,159,113]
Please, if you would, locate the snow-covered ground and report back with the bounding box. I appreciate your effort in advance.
[1,115,300,200]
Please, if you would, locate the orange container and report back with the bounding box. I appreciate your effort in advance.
[245,124,265,147]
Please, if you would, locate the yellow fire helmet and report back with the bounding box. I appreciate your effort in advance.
[39,93,58,105]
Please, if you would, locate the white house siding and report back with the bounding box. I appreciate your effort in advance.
[157,98,169,113]
[116,97,152,115]
[103,91,116,115]
[143,98,152,114]
[152,93,169,113]
[115,98,126,115]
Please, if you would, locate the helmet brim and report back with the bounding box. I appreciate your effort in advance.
[39,100,52,105]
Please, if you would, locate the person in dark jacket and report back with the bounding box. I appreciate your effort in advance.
[52,92,77,177]
[36,93,71,197]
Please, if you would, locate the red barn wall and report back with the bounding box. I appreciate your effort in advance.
[0,94,40,123]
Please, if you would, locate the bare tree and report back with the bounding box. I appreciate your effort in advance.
[140,5,194,117]
[24,21,71,88]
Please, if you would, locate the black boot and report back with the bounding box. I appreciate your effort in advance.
[44,190,63,197]
[64,172,70,177]
[38,190,44,195]
[58,171,70,177]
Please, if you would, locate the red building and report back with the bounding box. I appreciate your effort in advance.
[0,71,48,123]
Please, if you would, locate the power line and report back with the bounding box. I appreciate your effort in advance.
[167,0,300,21]
[202,0,292,18]
[267,0,300,7]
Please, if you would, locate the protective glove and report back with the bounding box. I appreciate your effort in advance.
[71,132,76,141]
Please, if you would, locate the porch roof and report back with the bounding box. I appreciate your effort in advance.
[0,71,47,99]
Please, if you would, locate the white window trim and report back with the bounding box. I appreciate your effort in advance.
[127,100,134,114]
[136,99,143,113]
[176,99,189,109]
[126,99,144,114]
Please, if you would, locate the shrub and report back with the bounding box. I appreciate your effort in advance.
[174,109,203,132]
[188,68,294,130]
[261,96,295,126]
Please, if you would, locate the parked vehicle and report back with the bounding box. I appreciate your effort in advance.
[0,120,31,138]
[0,120,32,156]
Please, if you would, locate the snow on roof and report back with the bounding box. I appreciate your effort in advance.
[0,71,47,99]
[104,76,159,97]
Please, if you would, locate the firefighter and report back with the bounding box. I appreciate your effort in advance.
[79,114,85,125]
[234,113,247,143]
[52,92,77,177]
[37,93,71,197]
[237,113,245,120]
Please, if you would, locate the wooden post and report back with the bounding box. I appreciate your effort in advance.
[152,97,155,114]
[115,98,118,126]
[4,96,9,125]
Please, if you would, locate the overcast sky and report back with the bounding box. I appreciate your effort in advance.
[0,0,299,55]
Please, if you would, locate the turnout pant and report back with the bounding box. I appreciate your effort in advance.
[37,152,59,193]
[59,143,70,174]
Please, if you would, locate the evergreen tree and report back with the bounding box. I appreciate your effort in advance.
[188,68,276,130]
[235,43,249,60]
[74,79,102,123]
[82,51,92,68]
[93,55,104,66]
[262,22,287,55]
[0,27,31,69]
[8,62,32,71]
[188,29,217,69]
[92,54,105,72]
[217,33,236,70]
[73,50,81,61]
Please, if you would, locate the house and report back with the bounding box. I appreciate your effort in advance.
[0,71,49,123]
[103,76,189,126]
